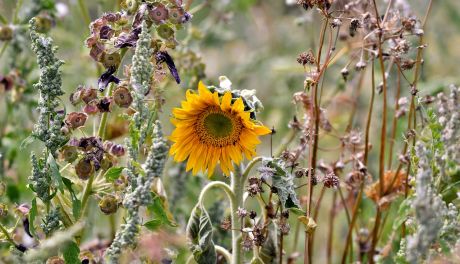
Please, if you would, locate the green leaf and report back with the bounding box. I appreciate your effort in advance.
[259,231,277,264]
[289,207,306,216]
[103,166,125,182]
[48,154,64,193]
[147,194,177,227]
[20,135,35,150]
[28,198,38,238]
[6,184,20,203]
[62,177,81,220]
[186,204,217,264]
[144,219,162,231]
[263,158,301,208]
[61,241,80,264]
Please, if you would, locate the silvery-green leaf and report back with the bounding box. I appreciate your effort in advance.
[186,204,217,264]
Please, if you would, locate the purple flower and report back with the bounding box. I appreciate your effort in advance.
[98,67,120,92]
[114,27,142,48]
[156,51,181,84]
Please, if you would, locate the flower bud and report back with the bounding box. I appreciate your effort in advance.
[59,145,79,163]
[0,203,8,217]
[75,158,94,180]
[156,24,174,39]
[113,86,133,108]
[98,195,118,215]
[65,112,88,129]
[35,14,54,33]
[148,3,169,23]
[110,144,126,157]
[101,52,121,68]
[46,256,65,264]
[0,26,13,41]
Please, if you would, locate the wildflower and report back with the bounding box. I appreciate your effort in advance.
[97,97,113,112]
[109,144,126,157]
[169,7,192,24]
[249,210,257,219]
[101,52,121,69]
[169,82,271,176]
[75,158,94,180]
[113,86,133,108]
[65,112,88,129]
[155,51,181,84]
[99,195,119,215]
[241,235,254,251]
[148,3,169,23]
[98,67,120,92]
[59,145,79,163]
[237,207,248,218]
[220,217,232,231]
[84,101,99,115]
[80,86,98,104]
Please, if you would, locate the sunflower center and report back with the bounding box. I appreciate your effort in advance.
[195,107,243,147]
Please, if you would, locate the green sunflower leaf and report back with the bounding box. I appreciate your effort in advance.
[186,204,217,264]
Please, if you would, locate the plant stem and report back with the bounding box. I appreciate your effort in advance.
[231,174,243,264]
[77,0,91,27]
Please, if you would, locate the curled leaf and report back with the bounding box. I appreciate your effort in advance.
[186,204,217,264]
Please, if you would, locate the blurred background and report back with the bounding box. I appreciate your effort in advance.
[0,0,459,262]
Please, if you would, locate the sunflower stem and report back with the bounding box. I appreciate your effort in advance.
[230,171,244,264]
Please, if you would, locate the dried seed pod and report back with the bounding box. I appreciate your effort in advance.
[168,7,186,24]
[83,101,99,115]
[156,24,174,39]
[0,26,13,41]
[98,195,118,215]
[80,87,98,104]
[65,112,88,129]
[122,0,139,14]
[46,256,65,264]
[113,86,133,108]
[59,145,79,163]
[75,158,94,180]
[148,3,169,23]
[101,52,121,68]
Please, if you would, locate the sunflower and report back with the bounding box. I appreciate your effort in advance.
[169,82,271,176]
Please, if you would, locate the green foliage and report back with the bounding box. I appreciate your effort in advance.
[186,204,217,264]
